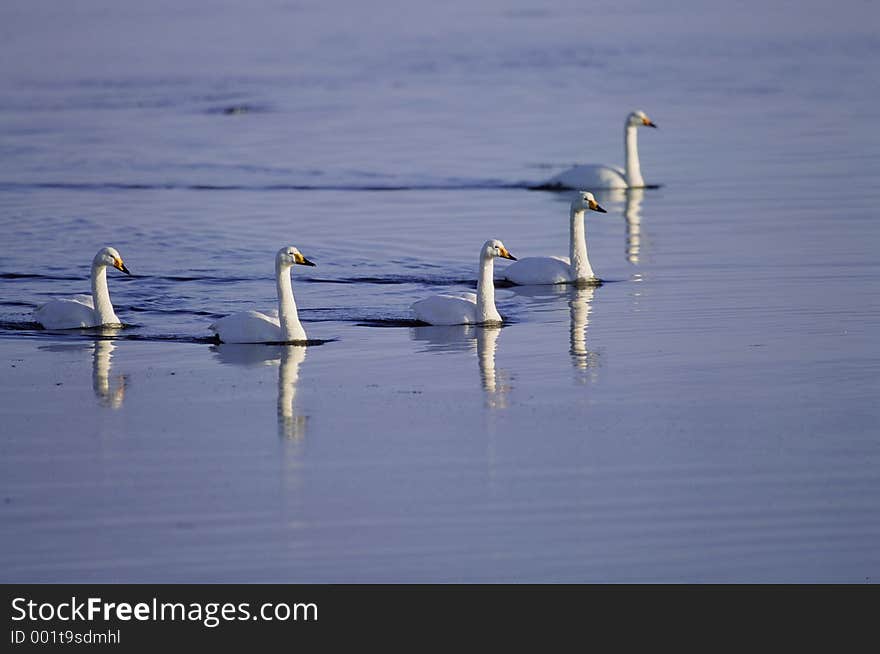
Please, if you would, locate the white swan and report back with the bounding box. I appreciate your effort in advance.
[34,247,131,329]
[210,246,315,343]
[411,239,516,325]
[501,191,606,285]
[542,110,657,190]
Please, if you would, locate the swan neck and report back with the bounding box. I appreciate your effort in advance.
[90,263,118,323]
[569,208,594,281]
[276,262,303,341]
[476,252,501,323]
[625,125,644,188]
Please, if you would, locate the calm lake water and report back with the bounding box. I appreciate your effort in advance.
[1,0,879,582]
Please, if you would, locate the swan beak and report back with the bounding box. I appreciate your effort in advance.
[113,259,132,275]
[499,248,517,261]
[643,118,657,128]
[588,199,608,213]
[294,252,316,267]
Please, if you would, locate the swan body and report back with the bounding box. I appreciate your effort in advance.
[543,110,657,190]
[34,247,131,329]
[211,310,294,343]
[545,164,628,190]
[210,246,315,343]
[501,256,573,285]
[412,240,516,325]
[411,292,481,326]
[502,191,606,285]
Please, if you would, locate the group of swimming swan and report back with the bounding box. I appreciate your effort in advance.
[33,110,657,342]
[31,192,604,339]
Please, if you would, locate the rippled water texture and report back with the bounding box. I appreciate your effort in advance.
[1,0,879,582]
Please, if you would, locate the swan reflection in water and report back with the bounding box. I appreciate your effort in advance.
[568,283,599,380]
[92,337,127,408]
[38,329,127,408]
[410,324,511,408]
[623,188,645,264]
[211,344,308,440]
[507,283,599,381]
[593,187,645,265]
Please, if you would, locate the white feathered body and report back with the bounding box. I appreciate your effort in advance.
[501,256,573,285]
[543,164,628,190]
[411,292,484,326]
[210,309,306,344]
[542,113,655,189]
[502,200,598,285]
[209,247,312,344]
[34,295,120,329]
[34,247,129,328]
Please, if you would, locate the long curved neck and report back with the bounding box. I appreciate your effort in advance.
[476,252,502,323]
[90,263,119,323]
[569,207,595,281]
[625,125,644,188]
[276,262,304,341]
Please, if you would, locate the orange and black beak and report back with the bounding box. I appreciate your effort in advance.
[113,259,132,275]
[643,117,657,128]
[588,199,608,214]
[294,252,316,267]
[499,247,517,261]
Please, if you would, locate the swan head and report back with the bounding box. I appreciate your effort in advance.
[628,110,657,129]
[483,239,517,261]
[93,247,131,275]
[572,191,607,214]
[276,246,316,268]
